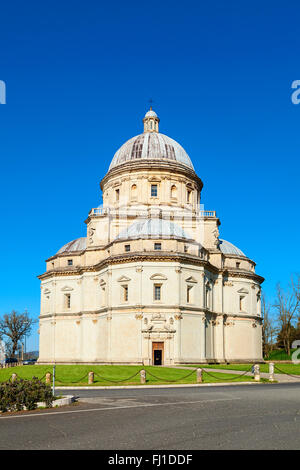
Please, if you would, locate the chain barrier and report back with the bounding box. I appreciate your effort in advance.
[36,373,48,382]
[55,373,89,384]
[146,368,197,382]
[6,372,49,383]
[93,370,141,383]
[273,364,300,379]
[9,363,300,385]
[201,366,253,381]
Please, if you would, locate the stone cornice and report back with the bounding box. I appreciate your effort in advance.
[38,251,218,280]
[39,252,264,282]
[100,160,203,191]
[39,308,262,322]
[222,269,264,284]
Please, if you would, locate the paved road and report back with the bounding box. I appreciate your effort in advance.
[0,383,300,450]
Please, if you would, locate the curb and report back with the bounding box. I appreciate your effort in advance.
[38,395,75,407]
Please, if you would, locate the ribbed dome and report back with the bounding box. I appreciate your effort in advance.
[145,110,157,117]
[57,237,86,254]
[219,239,246,257]
[109,132,194,170]
[116,219,192,241]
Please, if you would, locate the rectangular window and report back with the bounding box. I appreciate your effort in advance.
[123,285,128,302]
[154,243,161,251]
[187,190,192,203]
[151,184,158,197]
[116,189,120,201]
[65,293,71,309]
[184,245,188,253]
[68,259,73,266]
[239,295,245,311]
[125,244,131,252]
[236,262,240,268]
[154,284,161,301]
[101,287,106,306]
[187,285,192,303]
[205,287,210,308]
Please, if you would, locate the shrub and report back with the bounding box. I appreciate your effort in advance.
[0,377,53,412]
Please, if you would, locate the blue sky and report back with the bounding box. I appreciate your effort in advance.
[0,0,299,350]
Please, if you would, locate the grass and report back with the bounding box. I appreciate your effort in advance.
[185,363,300,376]
[0,364,259,386]
[265,348,297,361]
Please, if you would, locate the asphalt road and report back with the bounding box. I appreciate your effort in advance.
[0,383,300,450]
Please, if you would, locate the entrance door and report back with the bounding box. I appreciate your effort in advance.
[154,350,162,365]
[152,342,164,365]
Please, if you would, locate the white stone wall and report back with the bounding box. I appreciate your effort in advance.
[38,259,262,364]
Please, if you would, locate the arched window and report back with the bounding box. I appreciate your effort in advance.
[187,189,192,203]
[131,184,137,201]
[171,185,177,199]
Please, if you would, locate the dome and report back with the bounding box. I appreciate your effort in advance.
[109,132,194,170]
[57,237,86,254]
[219,239,246,257]
[116,219,192,241]
[109,108,194,171]
[145,110,157,118]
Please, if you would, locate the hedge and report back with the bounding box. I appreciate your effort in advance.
[0,377,53,412]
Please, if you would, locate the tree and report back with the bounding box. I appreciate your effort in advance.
[0,310,35,358]
[292,275,300,303]
[274,280,300,356]
[261,294,277,358]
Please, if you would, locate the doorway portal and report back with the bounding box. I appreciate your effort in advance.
[152,342,164,365]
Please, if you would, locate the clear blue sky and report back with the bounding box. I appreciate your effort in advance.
[0,0,299,351]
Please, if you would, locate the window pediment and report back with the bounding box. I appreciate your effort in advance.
[61,286,74,292]
[185,276,198,284]
[150,273,167,281]
[117,275,131,282]
[237,288,249,294]
[148,176,161,182]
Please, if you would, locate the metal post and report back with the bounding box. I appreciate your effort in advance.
[52,365,56,396]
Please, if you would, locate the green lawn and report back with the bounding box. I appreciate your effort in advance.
[265,349,297,361]
[185,363,300,376]
[0,365,259,386]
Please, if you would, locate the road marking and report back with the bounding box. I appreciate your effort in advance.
[0,397,240,420]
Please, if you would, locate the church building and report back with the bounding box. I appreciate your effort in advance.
[38,108,264,364]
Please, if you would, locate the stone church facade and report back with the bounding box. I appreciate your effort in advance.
[38,109,264,364]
